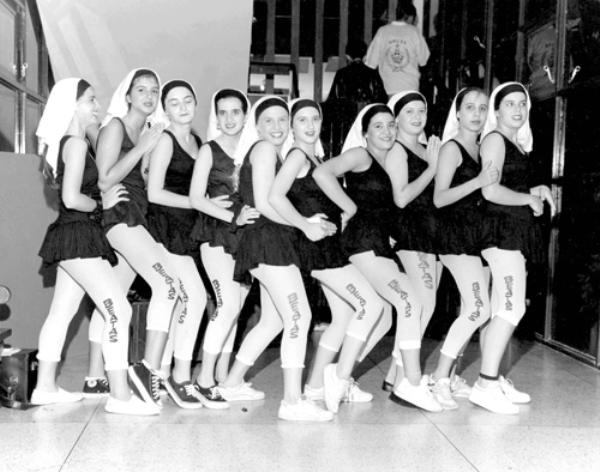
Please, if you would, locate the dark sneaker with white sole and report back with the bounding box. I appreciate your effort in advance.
[128,361,161,406]
[82,377,110,398]
[194,383,230,409]
[164,377,203,409]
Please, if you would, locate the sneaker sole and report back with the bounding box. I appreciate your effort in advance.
[162,381,204,410]
[391,390,443,413]
[469,395,519,415]
[104,404,160,416]
[127,366,158,406]
[195,392,230,410]
[82,392,110,399]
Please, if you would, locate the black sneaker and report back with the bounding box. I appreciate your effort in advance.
[164,377,203,410]
[194,383,230,410]
[82,377,110,398]
[128,361,160,406]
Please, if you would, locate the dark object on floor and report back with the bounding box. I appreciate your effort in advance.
[0,348,38,409]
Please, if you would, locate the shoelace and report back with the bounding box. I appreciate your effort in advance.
[150,374,160,400]
[345,378,358,399]
[98,378,109,389]
[183,383,197,398]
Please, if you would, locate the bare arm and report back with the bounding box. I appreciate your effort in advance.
[61,137,97,212]
[313,147,370,217]
[96,119,163,192]
[189,143,235,222]
[146,133,193,209]
[386,140,437,208]
[480,134,537,206]
[434,141,498,208]
[250,141,290,225]
[269,150,335,240]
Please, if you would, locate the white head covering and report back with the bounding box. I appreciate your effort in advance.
[481,81,533,152]
[233,95,289,166]
[387,91,428,145]
[206,88,251,141]
[101,68,168,128]
[341,103,393,153]
[36,77,82,176]
[281,98,325,158]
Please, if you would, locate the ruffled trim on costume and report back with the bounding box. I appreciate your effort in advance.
[39,219,117,266]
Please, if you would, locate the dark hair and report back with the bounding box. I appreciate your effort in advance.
[361,104,393,133]
[494,83,527,110]
[214,89,248,114]
[126,69,159,95]
[161,80,196,108]
[255,97,288,122]
[291,99,321,121]
[345,37,367,59]
[396,1,416,20]
[455,86,485,111]
[393,92,426,117]
[76,79,92,100]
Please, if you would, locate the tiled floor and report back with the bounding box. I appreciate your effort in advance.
[2,337,599,472]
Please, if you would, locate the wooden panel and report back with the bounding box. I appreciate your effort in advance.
[364,0,373,43]
[483,0,494,94]
[338,0,348,67]
[265,0,275,60]
[265,0,275,94]
[314,0,324,101]
[388,0,397,21]
[291,0,300,71]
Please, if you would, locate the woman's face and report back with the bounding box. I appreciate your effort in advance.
[292,106,321,146]
[164,86,196,125]
[216,96,246,137]
[255,105,289,146]
[126,75,159,115]
[457,91,488,134]
[496,91,528,129]
[395,100,427,135]
[365,111,396,151]
[75,86,100,128]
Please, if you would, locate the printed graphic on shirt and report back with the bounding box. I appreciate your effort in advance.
[385,39,411,72]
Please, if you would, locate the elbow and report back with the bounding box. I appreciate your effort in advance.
[394,197,409,209]
[62,196,78,210]
[255,201,270,215]
[433,196,443,208]
[147,188,160,204]
[97,178,112,193]
[481,186,493,201]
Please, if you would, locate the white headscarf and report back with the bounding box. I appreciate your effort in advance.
[281,98,325,159]
[481,81,533,153]
[387,91,428,145]
[101,68,168,128]
[233,95,289,166]
[206,88,251,141]
[36,77,82,176]
[341,103,392,153]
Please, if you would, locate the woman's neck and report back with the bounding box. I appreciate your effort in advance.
[168,122,193,142]
[123,108,150,133]
[396,129,419,146]
[294,139,315,159]
[455,127,479,147]
[496,122,518,141]
[66,117,86,139]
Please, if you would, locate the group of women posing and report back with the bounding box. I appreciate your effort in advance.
[31,67,554,420]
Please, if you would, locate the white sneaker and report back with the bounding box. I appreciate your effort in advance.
[450,375,472,398]
[304,384,324,401]
[278,399,334,422]
[217,382,265,401]
[323,364,349,413]
[499,376,531,404]
[31,387,83,405]
[431,377,458,410]
[342,378,373,403]
[392,377,443,412]
[105,395,160,416]
[469,382,519,414]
